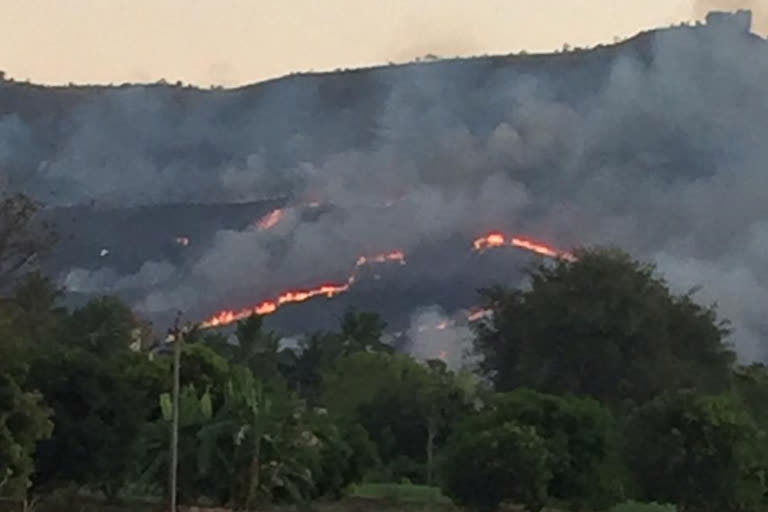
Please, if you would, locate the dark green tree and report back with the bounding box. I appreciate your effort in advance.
[322,352,472,484]
[336,308,390,354]
[624,390,767,512]
[62,296,140,355]
[474,247,735,408]
[457,389,620,511]
[28,347,163,499]
[732,363,768,430]
[284,308,392,402]
[0,371,52,499]
[441,421,551,512]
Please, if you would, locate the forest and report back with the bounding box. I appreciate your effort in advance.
[2,192,768,512]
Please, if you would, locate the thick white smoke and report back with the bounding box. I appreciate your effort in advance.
[405,306,475,371]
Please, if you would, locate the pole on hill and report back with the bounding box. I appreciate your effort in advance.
[169,312,183,512]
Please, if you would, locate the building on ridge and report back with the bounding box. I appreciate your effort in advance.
[705,9,752,34]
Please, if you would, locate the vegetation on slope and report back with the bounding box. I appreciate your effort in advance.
[2,194,768,512]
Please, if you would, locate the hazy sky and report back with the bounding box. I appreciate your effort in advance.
[0,0,759,87]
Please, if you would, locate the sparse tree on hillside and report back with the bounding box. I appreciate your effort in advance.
[473,247,735,408]
[0,194,55,293]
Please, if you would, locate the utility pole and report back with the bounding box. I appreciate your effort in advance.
[169,312,183,512]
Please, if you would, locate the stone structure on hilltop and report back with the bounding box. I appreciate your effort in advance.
[706,9,752,33]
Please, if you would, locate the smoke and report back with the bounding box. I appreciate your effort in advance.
[405,306,474,371]
[694,1,768,35]
[3,18,768,359]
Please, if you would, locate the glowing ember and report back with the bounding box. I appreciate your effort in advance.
[356,250,406,267]
[256,209,284,231]
[473,232,505,250]
[200,249,407,328]
[472,232,576,261]
[175,236,190,247]
[467,308,491,322]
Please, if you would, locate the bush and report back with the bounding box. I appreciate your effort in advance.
[440,422,550,512]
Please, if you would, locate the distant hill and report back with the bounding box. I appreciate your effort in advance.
[2,13,767,357]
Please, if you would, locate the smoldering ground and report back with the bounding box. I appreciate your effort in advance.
[3,18,768,359]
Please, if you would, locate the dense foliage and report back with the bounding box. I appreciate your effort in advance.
[1,193,766,512]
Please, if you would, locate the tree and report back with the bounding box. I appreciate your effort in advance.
[0,371,52,499]
[624,390,767,512]
[62,296,140,356]
[204,315,284,383]
[474,247,735,408]
[284,309,391,403]
[336,308,390,354]
[4,272,67,347]
[732,363,768,429]
[322,352,472,484]
[0,194,55,292]
[28,347,163,499]
[457,389,620,511]
[441,422,551,512]
[142,363,341,507]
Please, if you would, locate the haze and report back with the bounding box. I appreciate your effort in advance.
[2,0,758,87]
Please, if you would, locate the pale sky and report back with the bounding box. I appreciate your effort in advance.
[0,0,747,88]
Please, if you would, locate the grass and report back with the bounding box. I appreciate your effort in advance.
[0,486,676,512]
[346,482,453,505]
[609,502,675,512]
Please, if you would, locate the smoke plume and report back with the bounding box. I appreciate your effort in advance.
[405,306,474,371]
[3,18,768,359]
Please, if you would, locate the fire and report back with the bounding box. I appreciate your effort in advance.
[473,232,505,250]
[198,228,575,329]
[175,236,190,247]
[472,232,576,261]
[256,209,283,230]
[467,308,493,322]
[201,281,351,328]
[200,249,407,328]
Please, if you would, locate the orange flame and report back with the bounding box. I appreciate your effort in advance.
[467,308,493,322]
[200,249,406,328]
[472,232,576,261]
[201,281,351,328]
[256,209,284,231]
[198,229,575,329]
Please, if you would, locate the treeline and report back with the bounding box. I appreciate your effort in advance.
[2,193,768,512]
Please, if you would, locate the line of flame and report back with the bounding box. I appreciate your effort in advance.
[199,232,572,329]
[200,250,405,328]
[472,232,576,261]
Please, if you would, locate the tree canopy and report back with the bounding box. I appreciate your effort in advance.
[0,194,765,512]
[473,247,736,408]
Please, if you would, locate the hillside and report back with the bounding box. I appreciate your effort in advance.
[2,14,768,357]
